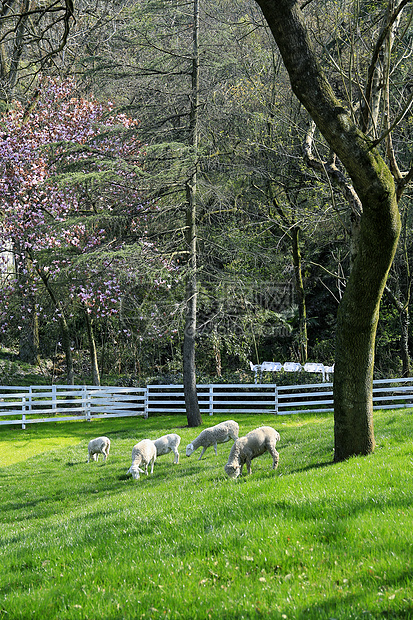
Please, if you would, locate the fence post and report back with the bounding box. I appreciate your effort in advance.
[52,384,57,414]
[209,385,214,416]
[85,386,91,421]
[22,396,26,430]
[28,386,33,418]
[274,385,278,415]
[144,386,149,418]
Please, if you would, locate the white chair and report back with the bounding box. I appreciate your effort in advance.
[283,362,302,372]
[304,362,326,382]
[324,364,335,381]
[248,360,261,384]
[261,361,283,372]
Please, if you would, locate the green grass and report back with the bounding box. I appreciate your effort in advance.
[1,410,413,619]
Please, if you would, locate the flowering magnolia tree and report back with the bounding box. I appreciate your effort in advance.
[0,76,173,383]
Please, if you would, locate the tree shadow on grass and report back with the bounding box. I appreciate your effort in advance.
[286,459,333,475]
[292,587,413,619]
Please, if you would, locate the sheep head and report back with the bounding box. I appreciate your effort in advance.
[224,462,241,479]
[127,465,144,480]
[186,443,194,457]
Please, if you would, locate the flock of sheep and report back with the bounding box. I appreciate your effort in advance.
[87,420,281,480]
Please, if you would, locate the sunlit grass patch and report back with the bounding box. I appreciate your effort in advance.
[0,435,80,467]
[1,410,413,619]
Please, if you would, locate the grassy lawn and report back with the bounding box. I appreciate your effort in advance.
[1,409,413,619]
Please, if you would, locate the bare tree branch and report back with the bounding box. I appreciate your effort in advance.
[0,0,75,91]
[303,120,363,219]
[360,0,412,133]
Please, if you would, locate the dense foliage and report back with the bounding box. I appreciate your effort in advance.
[0,0,412,385]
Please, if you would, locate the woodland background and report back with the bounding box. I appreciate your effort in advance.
[0,0,412,387]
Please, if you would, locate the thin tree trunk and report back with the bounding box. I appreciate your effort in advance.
[19,308,40,366]
[270,194,309,363]
[59,310,75,385]
[7,0,29,92]
[18,259,40,365]
[35,265,74,384]
[14,254,41,365]
[385,286,411,377]
[399,309,411,377]
[212,326,222,377]
[183,0,202,427]
[84,309,101,386]
[292,225,308,363]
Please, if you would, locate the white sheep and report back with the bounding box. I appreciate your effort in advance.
[186,420,239,460]
[87,436,111,463]
[153,433,181,464]
[127,439,157,480]
[224,426,280,478]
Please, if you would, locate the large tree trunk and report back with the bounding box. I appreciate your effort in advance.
[183,0,202,427]
[255,0,401,460]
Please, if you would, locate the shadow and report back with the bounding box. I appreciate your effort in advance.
[287,459,333,475]
[118,473,130,481]
[293,584,413,619]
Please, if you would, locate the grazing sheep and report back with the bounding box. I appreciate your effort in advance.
[224,426,280,478]
[127,439,157,480]
[186,420,239,460]
[87,436,111,463]
[153,433,181,464]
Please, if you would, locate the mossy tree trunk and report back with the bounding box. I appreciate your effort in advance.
[255,0,401,460]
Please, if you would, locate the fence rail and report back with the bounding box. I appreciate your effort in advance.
[1,378,413,428]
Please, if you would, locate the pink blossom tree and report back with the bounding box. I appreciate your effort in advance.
[0,76,168,383]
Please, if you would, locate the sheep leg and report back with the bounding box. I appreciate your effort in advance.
[173,448,179,464]
[198,446,207,460]
[270,449,280,470]
[150,458,155,475]
[246,458,252,475]
[213,443,218,456]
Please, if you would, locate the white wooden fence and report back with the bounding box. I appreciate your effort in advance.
[0,385,147,429]
[1,377,413,429]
